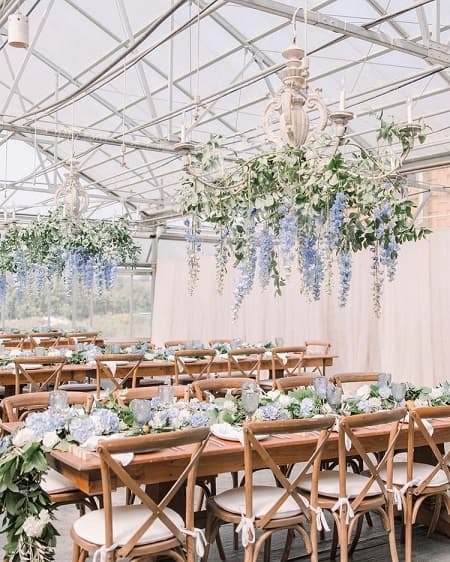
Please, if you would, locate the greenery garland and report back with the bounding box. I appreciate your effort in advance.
[177,118,430,317]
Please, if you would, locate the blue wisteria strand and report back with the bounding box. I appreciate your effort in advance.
[258,227,274,289]
[338,251,352,306]
[215,227,230,295]
[0,274,7,302]
[232,214,257,320]
[184,217,202,295]
[325,192,347,250]
[14,249,27,303]
[298,230,324,301]
[279,204,297,273]
[370,246,383,316]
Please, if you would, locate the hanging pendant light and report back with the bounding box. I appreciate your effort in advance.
[7,13,29,49]
[54,160,89,218]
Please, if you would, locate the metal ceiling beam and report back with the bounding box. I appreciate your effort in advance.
[230,0,450,65]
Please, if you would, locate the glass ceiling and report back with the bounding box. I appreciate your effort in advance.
[0,0,449,231]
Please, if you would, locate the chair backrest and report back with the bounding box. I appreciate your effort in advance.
[227,347,265,381]
[95,353,143,397]
[29,332,62,348]
[164,340,191,349]
[304,340,331,354]
[336,408,406,514]
[275,374,320,392]
[97,427,210,560]
[173,349,217,384]
[242,417,335,532]
[330,372,379,388]
[2,390,92,422]
[14,355,66,394]
[271,345,306,381]
[192,377,251,400]
[1,333,25,349]
[406,406,450,494]
[209,338,232,347]
[68,331,99,344]
[115,384,190,405]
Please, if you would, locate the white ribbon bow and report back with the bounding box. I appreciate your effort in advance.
[182,528,207,557]
[332,418,352,451]
[298,494,330,532]
[236,510,255,548]
[332,497,355,525]
[400,477,422,496]
[93,543,118,562]
[386,487,403,511]
[403,413,434,436]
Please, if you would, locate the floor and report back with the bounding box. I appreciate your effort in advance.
[1,473,449,561]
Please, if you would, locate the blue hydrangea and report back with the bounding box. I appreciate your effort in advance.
[300,397,315,417]
[25,411,60,439]
[69,417,95,444]
[0,435,11,453]
[190,412,209,427]
[261,403,284,421]
[90,409,120,434]
[358,400,371,413]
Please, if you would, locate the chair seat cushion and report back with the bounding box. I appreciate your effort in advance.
[379,462,448,488]
[72,505,184,546]
[213,486,302,519]
[298,471,382,498]
[41,468,78,494]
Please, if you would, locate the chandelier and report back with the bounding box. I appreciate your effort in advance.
[175,8,428,318]
[54,159,89,217]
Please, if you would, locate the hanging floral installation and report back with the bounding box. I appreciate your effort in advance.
[177,119,430,319]
[0,209,140,303]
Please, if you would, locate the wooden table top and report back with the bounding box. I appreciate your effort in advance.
[0,354,336,387]
[42,418,450,495]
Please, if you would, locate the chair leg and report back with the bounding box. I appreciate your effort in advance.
[72,544,81,562]
[404,494,413,562]
[330,522,339,560]
[427,494,443,537]
[387,502,399,562]
[263,534,271,562]
[281,529,294,562]
[348,515,363,556]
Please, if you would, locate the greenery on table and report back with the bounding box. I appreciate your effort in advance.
[178,119,430,317]
[0,208,140,305]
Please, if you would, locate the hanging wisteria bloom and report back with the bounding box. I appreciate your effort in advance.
[258,227,274,289]
[338,251,352,306]
[279,204,297,274]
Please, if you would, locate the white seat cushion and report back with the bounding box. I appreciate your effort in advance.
[73,505,184,546]
[379,462,449,488]
[213,486,302,519]
[298,471,382,498]
[41,468,78,494]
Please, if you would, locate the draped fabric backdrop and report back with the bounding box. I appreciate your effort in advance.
[152,230,450,386]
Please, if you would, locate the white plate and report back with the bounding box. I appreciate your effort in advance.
[211,423,268,442]
[180,357,199,363]
[22,363,43,369]
[114,360,129,366]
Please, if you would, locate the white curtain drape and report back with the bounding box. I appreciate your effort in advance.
[152,230,450,385]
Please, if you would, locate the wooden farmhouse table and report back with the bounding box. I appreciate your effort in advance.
[42,417,450,497]
[0,354,336,395]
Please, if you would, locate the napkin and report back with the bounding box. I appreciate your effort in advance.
[103,361,117,376]
[81,435,134,466]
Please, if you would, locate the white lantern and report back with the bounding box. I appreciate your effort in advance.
[8,13,29,49]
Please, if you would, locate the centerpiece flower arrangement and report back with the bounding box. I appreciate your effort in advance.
[341,383,396,415]
[0,209,140,304]
[178,119,430,318]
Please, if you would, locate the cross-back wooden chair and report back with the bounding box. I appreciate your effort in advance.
[304,340,331,354]
[164,339,192,349]
[1,390,93,423]
[1,333,25,349]
[385,405,450,562]
[192,377,251,401]
[14,355,66,394]
[271,345,306,383]
[275,374,320,392]
[29,331,62,348]
[173,349,217,385]
[71,427,210,562]
[203,416,335,562]
[330,372,379,389]
[95,353,143,397]
[298,407,406,562]
[114,384,190,405]
[227,347,265,382]
[1,391,97,512]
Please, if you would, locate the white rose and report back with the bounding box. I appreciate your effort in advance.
[355,385,371,400]
[9,349,21,358]
[12,428,38,447]
[368,397,382,410]
[42,431,59,449]
[223,400,237,413]
[22,511,51,538]
[278,394,291,407]
[64,350,73,358]
[414,398,429,408]
[429,387,443,400]
[267,390,280,401]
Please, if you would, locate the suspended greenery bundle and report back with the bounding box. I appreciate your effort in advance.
[178,121,430,318]
[0,209,140,303]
